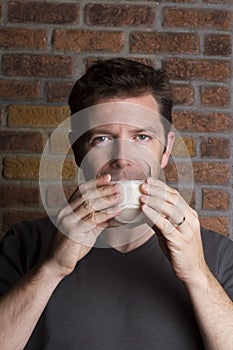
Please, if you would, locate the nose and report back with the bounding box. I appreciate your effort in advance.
[111,138,131,168]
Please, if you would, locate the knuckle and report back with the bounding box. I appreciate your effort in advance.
[83,199,92,211]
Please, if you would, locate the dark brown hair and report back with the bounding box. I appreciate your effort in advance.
[68,58,173,128]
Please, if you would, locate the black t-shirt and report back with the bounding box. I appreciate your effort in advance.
[0,216,233,350]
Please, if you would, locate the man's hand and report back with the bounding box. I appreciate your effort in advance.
[141,177,207,286]
[46,174,122,278]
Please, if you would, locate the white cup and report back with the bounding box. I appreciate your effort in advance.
[113,180,145,224]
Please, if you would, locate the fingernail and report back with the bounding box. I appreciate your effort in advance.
[141,195,148,203]
[142,183,149,193]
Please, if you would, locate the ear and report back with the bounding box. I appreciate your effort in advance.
[161,131,175,169]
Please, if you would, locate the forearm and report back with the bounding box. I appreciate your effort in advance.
[186,264,233,350]
[0,261,63,350]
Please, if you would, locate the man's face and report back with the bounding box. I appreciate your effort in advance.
[72,94,174,182]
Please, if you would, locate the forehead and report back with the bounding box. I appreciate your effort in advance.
[71,97,166,141]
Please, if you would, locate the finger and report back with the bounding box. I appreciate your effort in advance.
[82,205,122,227]
[141,203,177,235]
[141,179,190,221]
[141,179,181,206]
[66,174,114,212]
[76,192,123,219]
[141,195,188,226]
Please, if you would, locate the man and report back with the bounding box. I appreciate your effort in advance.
[0,58,233,349]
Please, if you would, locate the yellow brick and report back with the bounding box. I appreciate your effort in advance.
[172,136,196,157]
[8,105,70,128]
[4,157,40,179]
[4,157,77,180]
[40,158,77,180]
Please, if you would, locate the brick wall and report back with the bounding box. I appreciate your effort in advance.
[0,0,232,239]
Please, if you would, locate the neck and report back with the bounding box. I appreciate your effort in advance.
[101,224,155,253]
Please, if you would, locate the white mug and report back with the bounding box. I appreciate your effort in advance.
[113,180,145,224]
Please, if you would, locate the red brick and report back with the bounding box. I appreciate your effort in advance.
[0,185,40,208]
[0,80,40,99]
[47,81,74,102]
[173,112,232,132]
[199,217,229,236]
[164,161,230,184]
[205,34,231,56]
[163,58,231,81]
[163,8,231,30]
[85,4,155,26]
[2,54,73,77]
[171,85,194,105]
[0,131,44,153]
[193,163,230,184]
[54,30,124,52]
[201,86,230,107]
[2,210,46,232]
[201,137,230,158]
[0,28,47,49]
[202,189,229,210]
[9,1,79,24]
[130,32,199,54]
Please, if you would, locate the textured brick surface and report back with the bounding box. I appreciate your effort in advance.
[201,86,230,107]
[164,8,231,30]
[164,59,231,81]
[203,189,229,210]
[0,28,47,49]
[164,162,230,184]
[205,35,231,56]
[173,112,233,132]
[172,137,196,157]
[47,82,74,102]
[193,163,230,184]
[8,105,70,127]
[0,131,44,153]
[130,32,199,54]
[0,185,40,208]
[54,30,124,52]
[2,54,73,77]
[201,137,230,158]
[0,80,40,99]
[85,4,155,26]
[172,85,194,105]
[3,157,77,180]
[9,1,79,24]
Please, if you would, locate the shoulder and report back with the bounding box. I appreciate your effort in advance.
[201,227,233,253]
[201,227,233,280]
[0,216,57,268]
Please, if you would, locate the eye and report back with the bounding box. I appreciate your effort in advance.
[90,136,112,146]
[134,134,151,142]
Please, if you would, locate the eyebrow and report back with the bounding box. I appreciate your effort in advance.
[87,125,158,138]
